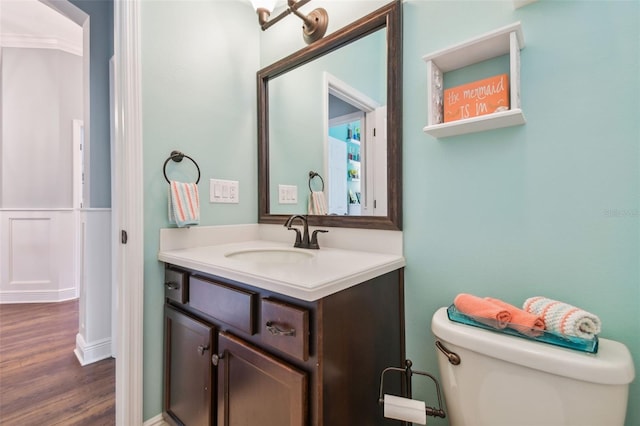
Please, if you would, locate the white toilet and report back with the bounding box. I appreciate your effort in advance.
[431,307,635,426]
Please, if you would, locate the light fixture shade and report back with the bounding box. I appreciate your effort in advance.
[250,0,277,13]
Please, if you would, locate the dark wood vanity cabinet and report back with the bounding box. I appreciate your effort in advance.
[216,331,308,426]
[163,265,405,426]
[164,305,215,425]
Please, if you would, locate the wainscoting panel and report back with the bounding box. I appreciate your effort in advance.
[75,208,113,365]
[9,217,52,284]
[0,209,77,303]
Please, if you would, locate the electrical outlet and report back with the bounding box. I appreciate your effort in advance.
[278,184,297,204]
[210,179,239,203]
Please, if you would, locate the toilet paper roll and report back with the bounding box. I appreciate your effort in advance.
[383,394,426,425]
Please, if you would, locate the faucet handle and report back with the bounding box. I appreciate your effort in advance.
[309,229,328,249]
[286,226,302,247]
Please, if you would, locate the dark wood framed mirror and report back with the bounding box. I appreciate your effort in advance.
[257,0,402,230]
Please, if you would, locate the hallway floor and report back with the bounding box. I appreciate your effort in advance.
[0,299,115,425]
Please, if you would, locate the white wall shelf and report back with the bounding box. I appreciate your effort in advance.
[423,22,526,138]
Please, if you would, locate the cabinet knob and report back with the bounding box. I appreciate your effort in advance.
[266,321,296,336]
[165,281,180,290]
[197,344,209,356]
[211,353,224,366]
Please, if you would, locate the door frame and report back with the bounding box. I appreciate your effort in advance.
[324,72,380,217]
[113,0,144,423]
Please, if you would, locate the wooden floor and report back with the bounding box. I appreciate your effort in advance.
[0,300,115,425]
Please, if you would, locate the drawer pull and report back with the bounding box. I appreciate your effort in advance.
[266,321,296,337]
[165,281,180,290]
[197,344,210,356]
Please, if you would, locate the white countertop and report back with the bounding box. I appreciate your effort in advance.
[158,225,405,301]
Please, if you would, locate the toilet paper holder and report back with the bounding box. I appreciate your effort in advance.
[378,359,446,421]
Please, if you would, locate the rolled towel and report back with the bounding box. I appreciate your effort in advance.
[523,296,601,339]
[484,297,546,337]
[454,293,512,329]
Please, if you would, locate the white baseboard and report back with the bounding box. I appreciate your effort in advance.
[143,413,169,426]
[0,288,78,304]
[74,333,112,366]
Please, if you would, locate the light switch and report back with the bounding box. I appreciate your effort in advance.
[210,179,239,204]
[278,184,297,204]
[228,180,239,203]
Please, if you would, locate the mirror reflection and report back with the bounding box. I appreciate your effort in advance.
[268,28,386,217]
[258,1,402,230]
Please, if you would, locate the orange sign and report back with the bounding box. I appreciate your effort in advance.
[443,74,509,123]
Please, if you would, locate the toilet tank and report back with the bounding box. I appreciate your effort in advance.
[431,307,635,426]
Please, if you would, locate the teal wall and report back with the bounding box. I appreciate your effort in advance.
[141,1,259,419]
[403,1,639,425]
[141,0,639,423]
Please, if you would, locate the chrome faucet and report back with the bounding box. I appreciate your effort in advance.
[284,215,328,249]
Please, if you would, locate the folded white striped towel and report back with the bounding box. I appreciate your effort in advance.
[308,191,327,215]
[168,181,200,228]
[523,296,601,339]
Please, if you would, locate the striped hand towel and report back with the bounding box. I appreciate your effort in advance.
[308,191,327,215]
[523,296,601,339]
[168,181,200,228]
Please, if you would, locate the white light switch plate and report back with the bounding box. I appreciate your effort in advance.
[210,179,239,203]
[278,184,297,204]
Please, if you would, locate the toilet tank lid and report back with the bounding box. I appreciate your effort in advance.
[431,307,635,385]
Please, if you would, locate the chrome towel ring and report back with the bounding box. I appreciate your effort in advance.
[308,171,324,192]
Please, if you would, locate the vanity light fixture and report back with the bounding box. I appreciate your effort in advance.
[250,0,328,44]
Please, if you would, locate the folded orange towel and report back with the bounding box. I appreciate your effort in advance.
[485,297,546,337]
[454,293,511,329]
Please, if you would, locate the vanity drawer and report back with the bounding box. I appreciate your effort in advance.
[190,276,256,335]
[165,268,187,304]
[261,298,309,361]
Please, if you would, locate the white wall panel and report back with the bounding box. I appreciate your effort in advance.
[0,209,77,302]
[75,208,112,364]
[9,217,52,284]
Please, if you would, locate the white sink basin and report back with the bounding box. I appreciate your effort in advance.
[224,248,315,264]
[159,234,405,301]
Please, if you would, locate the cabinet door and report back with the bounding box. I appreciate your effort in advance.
[216,332,307,426]
[165,305,215,426]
